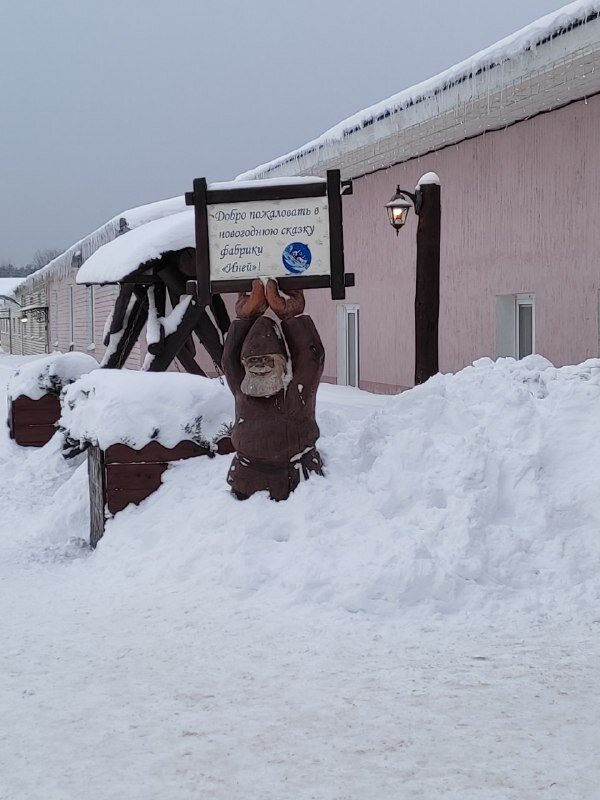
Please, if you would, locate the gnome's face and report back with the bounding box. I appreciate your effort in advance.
[241,353,287,397]
[239,316,288,397]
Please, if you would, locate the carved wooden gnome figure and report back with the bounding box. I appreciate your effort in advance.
[222,279,324,501]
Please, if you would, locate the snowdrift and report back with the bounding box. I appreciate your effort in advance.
[4,354,600,622]
[8,351,99,400]
[59,370,234,450]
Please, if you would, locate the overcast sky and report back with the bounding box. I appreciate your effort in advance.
[0,0,567,265]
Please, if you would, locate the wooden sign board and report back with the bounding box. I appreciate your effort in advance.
[185,170,354,304]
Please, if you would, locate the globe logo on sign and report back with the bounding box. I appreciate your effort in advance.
[282,242,312,274]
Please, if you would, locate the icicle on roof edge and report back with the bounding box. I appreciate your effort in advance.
[15,195,187,296]
[237,0,600,181]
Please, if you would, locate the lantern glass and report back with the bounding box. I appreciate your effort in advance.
[387,205,409,228]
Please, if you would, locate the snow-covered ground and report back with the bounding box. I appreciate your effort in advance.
[1,353,599,800]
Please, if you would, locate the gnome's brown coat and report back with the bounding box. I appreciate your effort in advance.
[223,315,325,500]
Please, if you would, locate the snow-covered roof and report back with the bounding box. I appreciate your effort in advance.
[76,177,326,285]
[239,1,600,181]
[18,195,187,294]
[76,210,194,285]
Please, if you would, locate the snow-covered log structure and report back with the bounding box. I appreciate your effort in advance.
[7,352,98,447]
[74,207,229,375]
[59,369,234,545]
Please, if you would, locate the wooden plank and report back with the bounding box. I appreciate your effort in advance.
[211,273,355,295]
[13,424,57,446]
[88,446,106,548]
[117,275,160,285]
[207,182,327,204]
[105,440,211,464]
[105,462,167,491]
[12,394,61,412]
[11,394,61,426]
[107,489,155,515]
[327,169,346,300]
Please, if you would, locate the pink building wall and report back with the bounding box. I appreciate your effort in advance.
[40,92,600,390]
[305,93,600,391]
[46,274,143,368]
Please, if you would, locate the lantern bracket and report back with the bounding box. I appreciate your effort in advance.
[395,188,422,215]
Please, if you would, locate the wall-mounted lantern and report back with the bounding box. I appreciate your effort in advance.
[385,186,423,234]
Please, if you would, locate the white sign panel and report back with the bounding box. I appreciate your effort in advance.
[207,196,330,282]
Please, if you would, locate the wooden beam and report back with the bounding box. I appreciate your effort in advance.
[210,293,231,336]
[327,169,346,300]
[191,178,211,308]
[103,288,149,369]
[145,298,204,372]
[176,343,207,376]
[105,285,134,345]
[118,275,160,285]
[206,181,327,205]
[210,273,355,295]
[414,182,441,385]
[157,261,224,367]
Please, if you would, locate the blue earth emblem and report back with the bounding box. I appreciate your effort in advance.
[282,242,312,274]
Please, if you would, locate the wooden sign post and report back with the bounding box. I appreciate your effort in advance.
[185,170,354,304]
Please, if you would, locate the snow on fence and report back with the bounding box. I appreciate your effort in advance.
[87,440,214,547]
[59,369,235,546]
[7,352,98,447]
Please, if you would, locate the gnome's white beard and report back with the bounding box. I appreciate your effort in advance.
[241,356,287,397]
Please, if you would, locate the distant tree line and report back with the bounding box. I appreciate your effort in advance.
[0,248,63,278]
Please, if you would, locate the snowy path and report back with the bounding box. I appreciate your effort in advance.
[1,355,600,799]
[2,566,599,800]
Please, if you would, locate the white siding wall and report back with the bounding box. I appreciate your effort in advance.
[3,285,50,356]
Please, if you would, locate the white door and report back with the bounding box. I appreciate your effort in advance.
[336,304,360,387]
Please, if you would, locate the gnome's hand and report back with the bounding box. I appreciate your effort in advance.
[265,279,305,320]
[235,280,267,320]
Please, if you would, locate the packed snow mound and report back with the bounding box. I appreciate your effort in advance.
[86,355,600,621]
[8,351,99,400]
[60,369,234,450]
[11,354,600,623]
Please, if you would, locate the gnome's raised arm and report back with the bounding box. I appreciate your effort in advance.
[223,280,267,392]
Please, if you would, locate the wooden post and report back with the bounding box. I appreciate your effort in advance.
[327,169,346,300]
[185,178,211,309]
[414,176,441,385]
